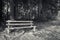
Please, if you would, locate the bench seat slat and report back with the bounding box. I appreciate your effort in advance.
[7,26,36,29]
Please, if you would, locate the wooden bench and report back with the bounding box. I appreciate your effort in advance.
[6,20,36,34]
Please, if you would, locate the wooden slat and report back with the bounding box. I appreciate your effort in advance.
[7,26,35,29]
[6,23,33,25]
[6,23,33,24]
[6,20,33,22]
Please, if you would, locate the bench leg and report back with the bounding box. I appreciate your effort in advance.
[6,26,10,34]
[7,22,10,34]
[33,26,36,32]
[6,28,9,34]
[7,29,9,34]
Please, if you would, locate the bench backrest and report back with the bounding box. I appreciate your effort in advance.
[6,20,33,27]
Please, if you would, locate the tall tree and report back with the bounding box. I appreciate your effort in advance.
[41,0,58,21]
[0,0,6,31]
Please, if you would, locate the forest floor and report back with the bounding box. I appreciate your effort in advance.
[0,20,60,40]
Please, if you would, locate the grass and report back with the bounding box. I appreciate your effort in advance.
[0,20,60,40]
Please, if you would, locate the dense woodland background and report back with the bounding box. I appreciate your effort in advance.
[2,0,58,20]
[0,0,59,31]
